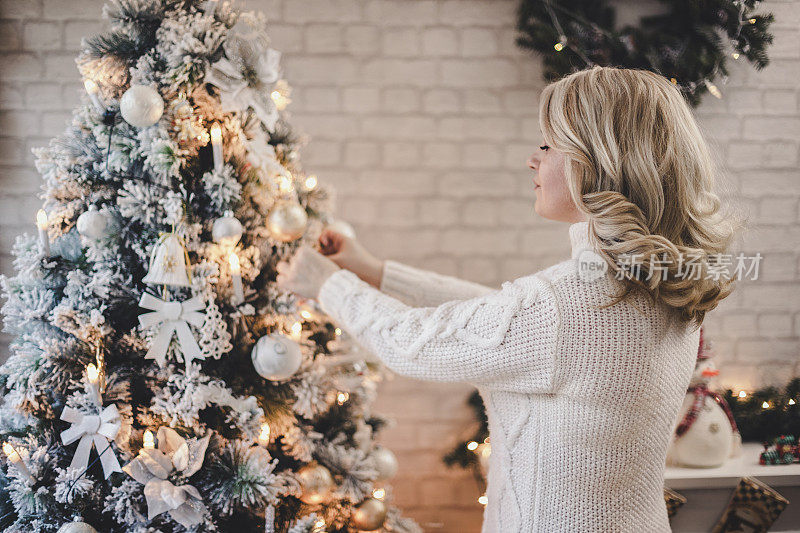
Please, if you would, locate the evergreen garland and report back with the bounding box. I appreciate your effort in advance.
[515,0,775,106]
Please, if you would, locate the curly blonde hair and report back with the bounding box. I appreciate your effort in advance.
[539,65,746,327]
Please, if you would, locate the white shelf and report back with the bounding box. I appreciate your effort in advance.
[665,442,800,489]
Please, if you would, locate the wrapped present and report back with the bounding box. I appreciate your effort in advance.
[711,477,789,533]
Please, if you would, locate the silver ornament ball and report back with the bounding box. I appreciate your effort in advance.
[120,84,164,128]
[212,211,244,246]
[297,462,334,505]
[76,207,109,241]
[370,446,398,481]
[267,200,308,242]
[351,498,388,531]
[57,522,97,533]
[251,333,303,381]
[325,219,356,239]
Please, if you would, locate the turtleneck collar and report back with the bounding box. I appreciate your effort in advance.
[569,220,594,260]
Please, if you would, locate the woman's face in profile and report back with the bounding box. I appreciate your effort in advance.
[527,139,583,223]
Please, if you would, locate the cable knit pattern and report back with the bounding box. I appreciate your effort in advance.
[317,221,702,532]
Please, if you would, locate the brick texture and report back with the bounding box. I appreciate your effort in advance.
[1,0,799,530]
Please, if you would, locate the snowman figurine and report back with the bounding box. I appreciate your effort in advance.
[666,328,742,468]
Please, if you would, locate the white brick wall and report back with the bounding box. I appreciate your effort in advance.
[1,0,798,530]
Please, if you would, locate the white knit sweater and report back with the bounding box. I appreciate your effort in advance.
[317,220,702,532]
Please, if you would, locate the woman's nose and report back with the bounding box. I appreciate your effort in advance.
[527,155,538,170]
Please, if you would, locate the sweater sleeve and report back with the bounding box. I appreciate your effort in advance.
[379,259,495,307]
[317,268,560,394]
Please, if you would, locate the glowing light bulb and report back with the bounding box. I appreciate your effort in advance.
[334,327,342,336]
[143,430,155,449]
[300,310,312,319]
[210,122,223,171]
[83,79,105,112]
[467,441,478,451]
[732,52,740,59]
[2,443,18,460]
[291,321,302,339]
[554,42,564,51]
[229,252,244,304]
[749,18,756,24]
[337,391,349,405]
[373,487,385,500]
[87,363,99,384]
[738,390,747,399]
[790,398,796,406]
[478,495,488,505]
[259,422,271,444]
[304,175,317,190]
[279,174,294,193]
[762,401,770,409]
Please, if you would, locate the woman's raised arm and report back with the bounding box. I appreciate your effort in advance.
[316,268,560,395]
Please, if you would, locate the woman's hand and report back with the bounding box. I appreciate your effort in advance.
[276,245,341,300]
[319,228,384,288]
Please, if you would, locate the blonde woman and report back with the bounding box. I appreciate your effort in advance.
[277,65,742,532]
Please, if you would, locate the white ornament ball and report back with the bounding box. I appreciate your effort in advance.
[297,462,335,505]
[251,333,303,381]
[352,498,388,531]
[370,446,398,481]
[57,523,97,533]
[325,219,356,239]
[76,207,109,241]
[267,200,308,242]
[120,84,164,128]
[212,211,244,246]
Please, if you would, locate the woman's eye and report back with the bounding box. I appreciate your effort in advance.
[539,145,549,151]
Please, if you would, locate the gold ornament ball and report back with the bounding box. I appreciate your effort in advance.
[297,462,335,505]
[352,497,387,531]
[267,200,308,242]
[57,523,97,533]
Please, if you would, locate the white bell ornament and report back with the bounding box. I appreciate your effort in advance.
[251,332,303,381]
[142,233,192,287]
[120,84,164,128]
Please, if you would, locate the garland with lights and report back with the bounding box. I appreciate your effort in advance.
[516,0,774,106]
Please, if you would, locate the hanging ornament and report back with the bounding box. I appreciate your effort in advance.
[325,219,356,239]
[267,199,307,242]
[120,85,164,128]
[370,446,398,482]
[351,497,388,531]
[57,522,97,533]
[142,233,192,287]
[251,332,303,380]
[138,292,206,367]
[296,462,335,504]
[212,211,244,246]
[123,427,210,528]
[76,206,109,241]
[59,403,123,479]
[197,275,233,359]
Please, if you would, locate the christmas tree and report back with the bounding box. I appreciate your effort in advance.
[0,1,421,532]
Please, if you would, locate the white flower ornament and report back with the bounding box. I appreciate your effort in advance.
[123,427,211,528]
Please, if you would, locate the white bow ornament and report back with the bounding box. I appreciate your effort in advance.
[138,293,205,367]
[205,15,281,130]
[60,404,122,479]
